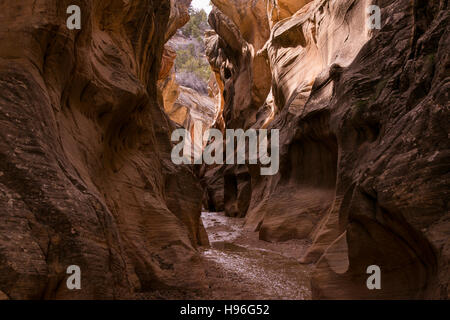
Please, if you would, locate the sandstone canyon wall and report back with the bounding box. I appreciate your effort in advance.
[205,0,449,299]
[0,0,209,299]
[0,0,448,301]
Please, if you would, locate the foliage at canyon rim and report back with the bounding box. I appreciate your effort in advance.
[174,7,212,90]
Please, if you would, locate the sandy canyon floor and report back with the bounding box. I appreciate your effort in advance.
[147,212,313,300]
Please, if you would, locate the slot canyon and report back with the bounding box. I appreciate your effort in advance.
[0,0,448,300]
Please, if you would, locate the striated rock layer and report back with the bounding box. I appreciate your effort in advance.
[205,0,449,299]
[0,0,209,299]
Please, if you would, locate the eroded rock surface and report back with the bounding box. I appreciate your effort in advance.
[0,0,208,299]
[0,0,448,301]
[205,0,449,299]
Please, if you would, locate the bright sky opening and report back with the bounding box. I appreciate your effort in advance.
[191,0,212,14]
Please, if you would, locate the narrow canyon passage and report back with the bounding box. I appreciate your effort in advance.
[160,4,315,300]
[198,212,312,299]
[157,0,449,300]
[0,0,447,301]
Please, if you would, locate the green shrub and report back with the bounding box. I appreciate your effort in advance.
[181,7,208,39]
[175,7,212,83]
[175,49,211,82]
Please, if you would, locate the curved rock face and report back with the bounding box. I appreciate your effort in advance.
[0,0,208,299]
[267,0,314,27]
[206,0,449,299]
[206,0,272,130]
[1,0,448,301]
[202,0,274,216]
[166,0,192,41]
[248,0,372,243]
[308,0,449,300]
[158,48,217,161]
